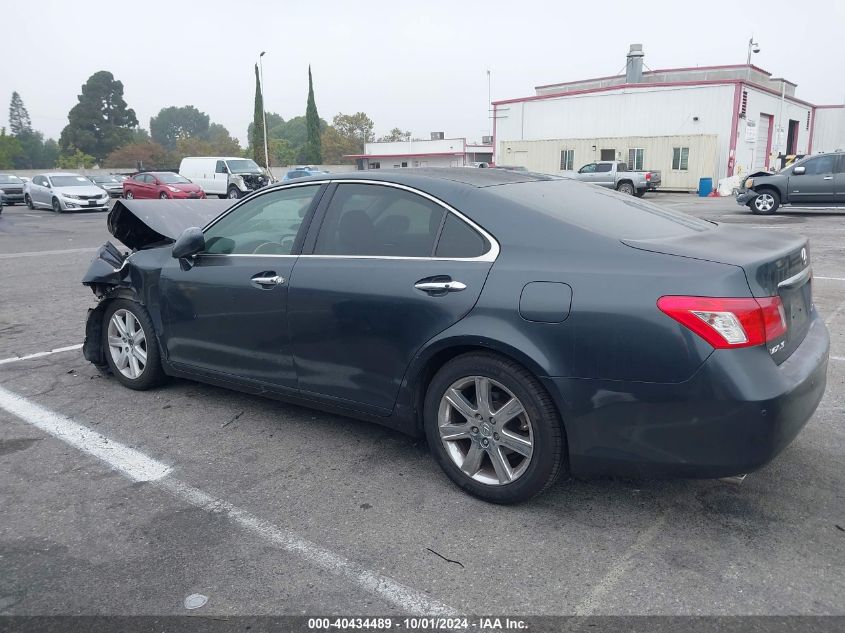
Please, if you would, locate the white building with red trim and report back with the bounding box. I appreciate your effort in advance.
[492,44,844,191]
[346,137,493,170]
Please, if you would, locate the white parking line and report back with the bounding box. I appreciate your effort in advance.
[0,247,97,259]
[0,385,455,615]
[815,276,845,282]
[832,356,845,363]
[0,344,83,366]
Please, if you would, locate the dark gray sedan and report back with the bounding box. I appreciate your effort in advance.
[81,169,829,503]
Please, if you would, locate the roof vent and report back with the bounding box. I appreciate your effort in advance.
[625,44,644,84]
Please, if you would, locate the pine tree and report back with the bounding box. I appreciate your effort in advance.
[9,92,31,136]
[252,64,267,167]
[303,66,322,164]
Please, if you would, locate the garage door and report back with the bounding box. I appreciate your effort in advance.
[753,115,772,170]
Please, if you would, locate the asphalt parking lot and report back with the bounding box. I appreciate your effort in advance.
[0,193,843,618]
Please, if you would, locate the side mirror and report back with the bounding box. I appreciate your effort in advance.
[172,227,205,260]
[792,166,805,175]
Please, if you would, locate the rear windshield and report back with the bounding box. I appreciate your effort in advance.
[494,180,714,239]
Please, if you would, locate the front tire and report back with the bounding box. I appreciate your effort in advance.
[424,352,565,504]
[25,194,34,209]
[102,300,165,390]
[750,190,780,215]
[52,197,63,214]
[159,192,169,199]
[125,191,134,199]
[227,186,242,199]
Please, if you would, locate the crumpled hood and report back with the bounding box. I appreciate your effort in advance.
[107,198,234,250]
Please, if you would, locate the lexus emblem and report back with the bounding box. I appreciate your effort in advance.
[801,247,807,264]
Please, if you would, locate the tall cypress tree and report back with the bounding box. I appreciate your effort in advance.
[303,66,322,164]
[9,92,32,136]
[252,64,266,167]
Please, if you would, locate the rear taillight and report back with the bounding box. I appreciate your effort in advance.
[657,296,787,349]
[645,172,652,181]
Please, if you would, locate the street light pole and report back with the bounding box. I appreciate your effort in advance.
[745,37,759,83]
[259,51,271,179]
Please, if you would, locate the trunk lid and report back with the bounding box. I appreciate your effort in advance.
[107,198,233,250]
[623,224,812,363]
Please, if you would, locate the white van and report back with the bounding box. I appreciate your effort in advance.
[179,157,270,199]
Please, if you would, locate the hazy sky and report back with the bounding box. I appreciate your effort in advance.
[3,0,843,145]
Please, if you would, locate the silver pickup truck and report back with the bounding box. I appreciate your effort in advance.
[569,161,661,196]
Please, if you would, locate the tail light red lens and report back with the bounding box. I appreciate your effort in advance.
[645,172,652,181]
[657,296,787,349]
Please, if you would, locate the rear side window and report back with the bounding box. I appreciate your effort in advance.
[435,214,488,258]
[314,184,445,257]
[596,163,612,173]
[494,180,713,239]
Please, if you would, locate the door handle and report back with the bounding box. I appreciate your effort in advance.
[414,280,467,293]
[251,273,285,288]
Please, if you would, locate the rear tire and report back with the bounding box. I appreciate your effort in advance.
[617,181,635,195]
[633,190,645,198]
[102,299,166,391]
[424,352,565,504]
[25,194,34,209]
[750,190,780,215]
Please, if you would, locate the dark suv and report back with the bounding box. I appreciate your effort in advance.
[737,151,844,214]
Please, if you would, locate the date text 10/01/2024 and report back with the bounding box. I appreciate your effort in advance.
[307,617,528,630]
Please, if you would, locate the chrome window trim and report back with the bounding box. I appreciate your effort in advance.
[778,266,812,290]
[199,178,500,263]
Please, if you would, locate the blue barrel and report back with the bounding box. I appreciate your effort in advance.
[698,177,713,197]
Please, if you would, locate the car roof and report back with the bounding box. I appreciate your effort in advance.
[181,156,245,161]
[43,172,85,177]
[272,167,558,189]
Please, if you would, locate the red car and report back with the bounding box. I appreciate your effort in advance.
[123,172,206,199]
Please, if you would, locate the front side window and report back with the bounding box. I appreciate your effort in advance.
[203,185,320,255]
[800,155,837,176]
[559,150,574,171]
[215,161,227,174]
[672,147,690,170]
[314,184,445,257]
[595,163,612,173]
[579,163,596,174]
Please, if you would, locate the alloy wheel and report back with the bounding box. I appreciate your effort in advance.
[107,309,148,380]
[437,376,534,485]
[754,194,774,212]
[619,183,634,195]
[125,191,134,199]
[228,188,240,199]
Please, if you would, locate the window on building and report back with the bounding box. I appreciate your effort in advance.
[600,149,616,161]
[368,162,380,170]
[559,149,574,171]
[672,147,690,171]
[627,148,644,171]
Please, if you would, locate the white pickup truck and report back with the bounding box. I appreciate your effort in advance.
[569,161,661,197]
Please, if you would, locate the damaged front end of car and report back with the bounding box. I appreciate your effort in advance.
[240,173,270,191]
[81,198,233,367]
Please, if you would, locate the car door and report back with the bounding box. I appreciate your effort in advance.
[787,154,838,204]
[288,182,496,414]
[30,176,47,205]
[159,183,326,390]
[577,163,597,183]
[593,162,615,187]
[836,154,845,205]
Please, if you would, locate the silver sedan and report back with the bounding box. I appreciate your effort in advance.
[24,173,110,212]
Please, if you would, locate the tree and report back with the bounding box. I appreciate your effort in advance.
[0,129,23,169]
[150,106,210,150]
[332,112,375,149]
[57,147,96,169]
[41,138,60,168]
[321,126,359,164]
[252,64,267,167]
[13,130,45,169]
[206,123,241,155]
[377,128,412,143]
[131,128,151,143]
[9,92,32,136]
[103,141,169,169]
[302,66,322,164]
[59,71,138,161]
[268,138,296,166]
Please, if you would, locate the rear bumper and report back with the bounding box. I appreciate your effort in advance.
[544,315,829,478]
